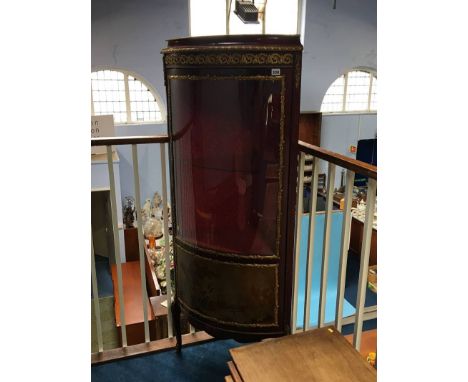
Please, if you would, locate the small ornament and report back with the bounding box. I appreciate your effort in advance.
[152,192,162,209]
[141,199,152,223]
[123,196,135,228]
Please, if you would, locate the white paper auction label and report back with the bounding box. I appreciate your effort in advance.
[91,115,115,155]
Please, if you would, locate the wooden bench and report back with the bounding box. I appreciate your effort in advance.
[111,261,157,346]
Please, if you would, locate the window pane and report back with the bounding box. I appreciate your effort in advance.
[92,70,163,124]
[128,77,161,122]
[91,70,127,123]
[345,71,371,111]
[370,76,377,110]
[321,75,345,112]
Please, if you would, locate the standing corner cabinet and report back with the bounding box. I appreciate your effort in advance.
[162,35,303,348]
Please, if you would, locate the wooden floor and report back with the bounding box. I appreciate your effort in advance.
[345,329,377,358]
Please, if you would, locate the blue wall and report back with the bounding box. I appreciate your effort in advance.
[91,0,377,204]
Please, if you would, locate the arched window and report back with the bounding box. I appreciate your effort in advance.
[91,68,166,124]
[321,70,377,113]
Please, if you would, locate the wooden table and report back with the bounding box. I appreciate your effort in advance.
[149,295,191,340]
[227,327,376,382]
[111,261,156,346]
[349,217,377,266]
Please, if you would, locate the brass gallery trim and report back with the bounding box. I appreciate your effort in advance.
[178,298,279,328]
[175,241,277,267]
[167,74,285,258]
[162,45,302,54]
[175,242,280,327]
[295,56,301,89]
[168,74,281,81]
[164,52,294,66]
[175,237,278,261]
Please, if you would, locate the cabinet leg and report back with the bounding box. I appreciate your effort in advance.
[171,298,182,353]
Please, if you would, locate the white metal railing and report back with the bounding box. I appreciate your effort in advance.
[291,141,377,351]
[106,144,127,347]
[91,136,377,360]
[91,136,174,356]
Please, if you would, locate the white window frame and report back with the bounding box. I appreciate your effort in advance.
[91,67,167,125]
[321,68,377,115]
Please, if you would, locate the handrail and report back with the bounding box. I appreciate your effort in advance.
[298,141,377,180]
[91,135,169,147]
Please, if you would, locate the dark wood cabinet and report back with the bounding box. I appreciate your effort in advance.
[162,35,303,342]
[299,112,321,146]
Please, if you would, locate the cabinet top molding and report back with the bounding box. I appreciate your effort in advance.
[162,34,303,51]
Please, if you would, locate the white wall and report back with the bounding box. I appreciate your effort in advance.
[300,0,377,186]
[320,114,377,186]
[301,0,377,112]
[92,0,188,203]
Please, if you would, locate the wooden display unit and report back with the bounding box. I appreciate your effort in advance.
[298,112,321,147]
[349,217,377,266]
[162,35,303,345]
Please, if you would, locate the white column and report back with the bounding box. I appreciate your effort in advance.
[353,178,377,350]
[106,146,127,347]
[318,162,336,327]
[303,157,319,331]
[335,170,355,331]
[160,143,173,338]
[291,152,305,334]
[131,144,150,343]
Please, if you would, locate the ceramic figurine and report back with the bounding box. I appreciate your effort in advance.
[357,199,366,212]
[141,198,152,222]
[152,205,163,220]
[153,192,162,208]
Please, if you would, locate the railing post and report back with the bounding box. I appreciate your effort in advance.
[335,169,355,331]
[91,230,103,352]
[291,152,305,334]
[303,157,319,331]
[106,145,127,347]
[160,143,173,338]
[353,178,377,350]
[131,144,150,343]
[318,162,336,328]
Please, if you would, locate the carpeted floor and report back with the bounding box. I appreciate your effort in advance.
[92,339,242,382]
[341,251,377,336]
[93,255,114,299]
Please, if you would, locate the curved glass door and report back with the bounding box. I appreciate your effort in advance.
[170,75,284,257]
